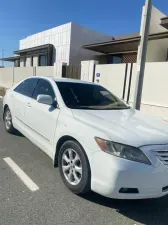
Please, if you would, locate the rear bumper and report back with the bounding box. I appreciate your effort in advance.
[90,150,168,199]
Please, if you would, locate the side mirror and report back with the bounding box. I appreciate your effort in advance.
[37,94,54,105]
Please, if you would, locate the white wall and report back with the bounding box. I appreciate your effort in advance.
[129,62,168,120]
[14,67,34,84]
[81,60,98,82]
[20,23,71,65]
[94,64,127,99]
[69,23,111,65]
[35,66,54,77]
[129,62,168,106]
[0,68,14,88]
[0,67,34,88]
[0,63,64,89]
[92,62,168,120]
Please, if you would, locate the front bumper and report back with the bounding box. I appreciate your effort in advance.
[90,148,168,199]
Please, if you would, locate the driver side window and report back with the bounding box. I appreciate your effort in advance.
[32,79,55,100]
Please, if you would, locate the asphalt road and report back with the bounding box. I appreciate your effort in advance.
[1,99,168,225]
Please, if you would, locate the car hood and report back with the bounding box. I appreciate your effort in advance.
[72,108,168,147]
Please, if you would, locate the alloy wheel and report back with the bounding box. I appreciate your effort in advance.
[62,148,82,185]
[5,110,12,130]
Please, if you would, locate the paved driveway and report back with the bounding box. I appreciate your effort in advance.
[0,99,168,225]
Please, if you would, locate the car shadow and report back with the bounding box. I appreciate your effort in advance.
[82,191,168,225]
[13,130,24,137]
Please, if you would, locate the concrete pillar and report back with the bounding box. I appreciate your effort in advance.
[81,60,98,82]
[54,62,66,78]
[20,58,25,67]
[26,57,31,67]
[33,56,38,67]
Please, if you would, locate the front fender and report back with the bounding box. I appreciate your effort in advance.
[53,112,110,155]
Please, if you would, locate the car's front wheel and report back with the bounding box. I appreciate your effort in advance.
[58,140,91,194]
[4,107,15,134]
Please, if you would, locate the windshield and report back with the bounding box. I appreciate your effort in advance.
[56,82,130,110]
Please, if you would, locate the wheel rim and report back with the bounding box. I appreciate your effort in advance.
[62,148,82,185]
[5,110,12,130]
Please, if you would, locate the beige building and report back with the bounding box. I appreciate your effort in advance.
[83,7,168,64]
[1,22,111,67]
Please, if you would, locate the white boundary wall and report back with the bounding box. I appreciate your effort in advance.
[129,62,168,120]
[81,60,168,120]
[1,61,168,120]
[0,63,63,88]
[35,66,54,77]
[0,68,14,88]
[94,64,128,99]
[14,67,34,84]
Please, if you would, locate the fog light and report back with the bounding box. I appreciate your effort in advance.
[119,188,139,194]
[162,186,168,192]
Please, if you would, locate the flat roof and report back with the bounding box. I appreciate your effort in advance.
[0,44,54,63]
[14,44,52,55]
[83,31,168,54]
[0,56,20,62]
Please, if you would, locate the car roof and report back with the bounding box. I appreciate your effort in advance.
[33,76,97,85]
[54,77,97,85]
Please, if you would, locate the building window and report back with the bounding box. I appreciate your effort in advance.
[39,55,47,66]
[107,55,122,64]
[14,60,20,67]
[113,56,122,64]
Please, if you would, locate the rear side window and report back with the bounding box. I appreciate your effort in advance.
[14,78,39,97]
[32,79,55,100]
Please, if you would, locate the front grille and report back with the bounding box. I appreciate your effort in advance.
[152,149,168,168]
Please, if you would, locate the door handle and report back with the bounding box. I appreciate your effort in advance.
[27,102,31,107]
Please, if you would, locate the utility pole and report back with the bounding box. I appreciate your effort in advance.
[133,0,152,110]
[1,49,4,67]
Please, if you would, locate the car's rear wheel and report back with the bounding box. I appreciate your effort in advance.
[58,140,91,194]
[4,107,15,134]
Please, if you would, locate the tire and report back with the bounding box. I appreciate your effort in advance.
[58,140,91,194]
[4,107,15,134]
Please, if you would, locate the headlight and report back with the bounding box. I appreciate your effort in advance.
[95,137,151,165]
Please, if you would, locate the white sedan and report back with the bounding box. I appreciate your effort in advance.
[3,76,168,199]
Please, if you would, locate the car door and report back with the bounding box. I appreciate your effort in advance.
[24,78,60,157]
[11,78,39,131]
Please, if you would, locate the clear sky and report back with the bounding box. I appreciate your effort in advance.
[0,0,168,62]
